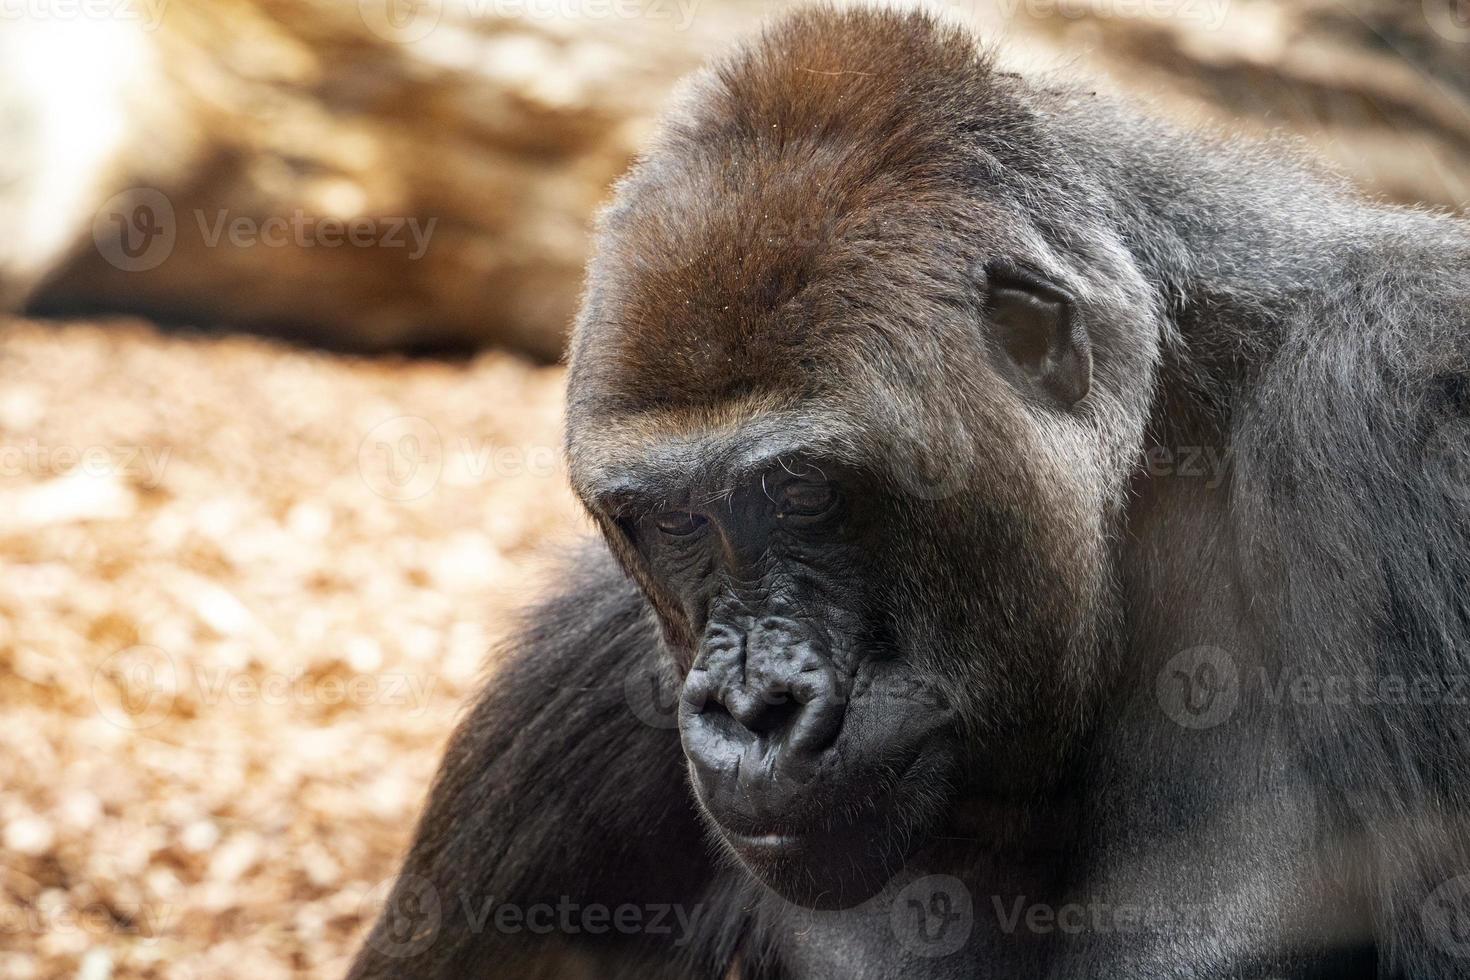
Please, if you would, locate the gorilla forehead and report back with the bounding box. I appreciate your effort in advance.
[568,8,1028,421]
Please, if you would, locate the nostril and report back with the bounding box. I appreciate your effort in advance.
[682,673,843,782]
[690,696,750,747]
[702,683,804,739]
[742,694,802,737]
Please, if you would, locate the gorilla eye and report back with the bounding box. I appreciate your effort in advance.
[653,511,707,537]
[777,480,838,519]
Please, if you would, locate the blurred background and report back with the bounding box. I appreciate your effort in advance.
[0,0,1466,977]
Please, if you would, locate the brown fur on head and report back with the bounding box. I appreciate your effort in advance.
[569,6,1010,415]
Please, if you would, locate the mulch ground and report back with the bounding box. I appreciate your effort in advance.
[0,316,580,978]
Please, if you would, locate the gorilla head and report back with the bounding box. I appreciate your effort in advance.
[566,9,1160,909]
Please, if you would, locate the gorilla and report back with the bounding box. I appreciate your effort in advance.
[350,8,1470,978]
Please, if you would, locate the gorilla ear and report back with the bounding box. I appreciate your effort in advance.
[984,264,1092,408]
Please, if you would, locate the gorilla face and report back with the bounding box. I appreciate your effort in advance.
[565,17,1162,908]
[568,263,1142,907]
[619,451,962,908]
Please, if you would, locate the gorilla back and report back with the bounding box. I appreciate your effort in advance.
[352,8,1470,978]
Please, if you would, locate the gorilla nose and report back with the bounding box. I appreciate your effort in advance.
[679,633,845,787]
[718,659,842,749]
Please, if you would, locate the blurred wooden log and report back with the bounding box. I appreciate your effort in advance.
[0,21,181,313]
[1007,0,1470,210]
[10,0,758,360]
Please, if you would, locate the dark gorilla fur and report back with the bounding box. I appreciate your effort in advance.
[351,7,1470,978]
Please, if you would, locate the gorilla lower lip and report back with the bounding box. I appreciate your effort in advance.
[729,831,802,851]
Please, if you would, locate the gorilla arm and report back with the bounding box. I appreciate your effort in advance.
[347,543,746,980]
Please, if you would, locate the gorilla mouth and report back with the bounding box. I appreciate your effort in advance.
[676,620,960,908]
[700,742,954,910]
[718,815,904,909]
